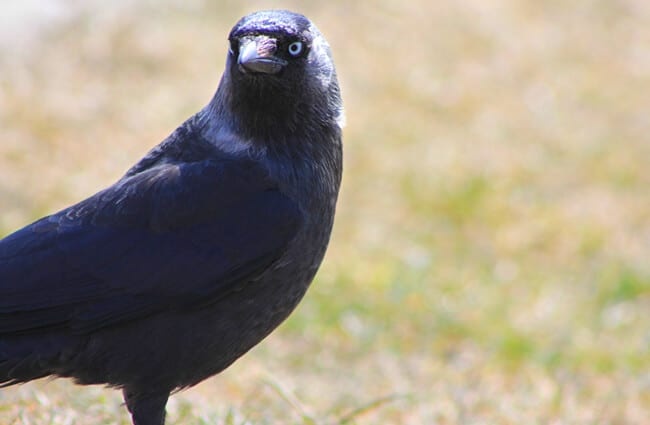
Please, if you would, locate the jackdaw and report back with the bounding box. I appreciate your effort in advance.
[0,10,343,425]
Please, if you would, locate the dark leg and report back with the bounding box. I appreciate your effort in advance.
[123,388,170,425]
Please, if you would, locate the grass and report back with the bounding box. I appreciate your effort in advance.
[1,0,650,423]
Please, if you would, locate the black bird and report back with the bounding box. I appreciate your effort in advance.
[0,10,343,425]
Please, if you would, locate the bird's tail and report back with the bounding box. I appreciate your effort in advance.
[0,361,49,387]
[0,340,55,387]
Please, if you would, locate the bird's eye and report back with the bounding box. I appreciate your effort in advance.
[287,41,303,57]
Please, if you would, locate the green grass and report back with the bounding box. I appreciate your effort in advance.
[2,0,650,423]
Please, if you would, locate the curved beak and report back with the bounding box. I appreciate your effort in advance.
[237,36,288,75]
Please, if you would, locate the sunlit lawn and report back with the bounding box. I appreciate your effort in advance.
[1,1,649,423]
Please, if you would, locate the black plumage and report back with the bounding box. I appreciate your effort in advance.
[0,10,343,425]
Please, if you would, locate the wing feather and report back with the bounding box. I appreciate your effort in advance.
[0,158,302,335]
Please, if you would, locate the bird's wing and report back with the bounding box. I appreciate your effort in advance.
[0,158,303,335]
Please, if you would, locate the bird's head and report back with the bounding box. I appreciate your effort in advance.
[212,10,344,144]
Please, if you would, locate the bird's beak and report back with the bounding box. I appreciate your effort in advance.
[237,36,288,75]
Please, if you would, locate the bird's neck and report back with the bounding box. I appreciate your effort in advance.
[202,75,342,200]
[207,75,332,148]
[202,72,343,201]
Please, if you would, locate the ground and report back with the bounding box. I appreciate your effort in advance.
[1,0,649,423]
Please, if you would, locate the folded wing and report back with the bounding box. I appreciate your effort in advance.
[0,158,302,335]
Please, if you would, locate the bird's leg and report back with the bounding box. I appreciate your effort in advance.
[123,388,170,425]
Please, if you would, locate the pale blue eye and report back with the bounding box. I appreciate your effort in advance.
[288,41,303,57]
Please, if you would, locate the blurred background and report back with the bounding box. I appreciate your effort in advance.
[1,0,649,423]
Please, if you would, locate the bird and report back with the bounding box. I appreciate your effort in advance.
[0,9,343,425]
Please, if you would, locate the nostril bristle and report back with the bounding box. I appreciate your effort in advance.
[256,36,277,57]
